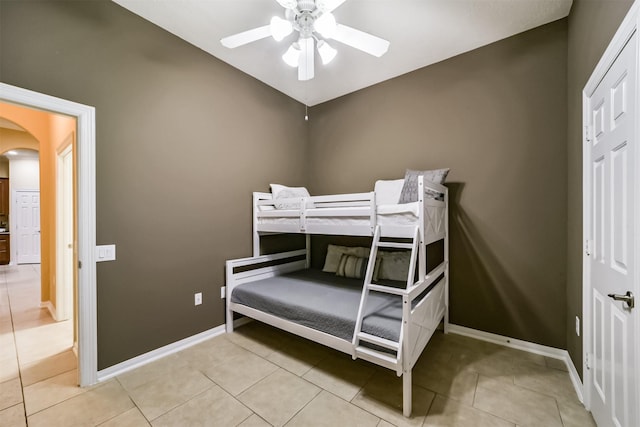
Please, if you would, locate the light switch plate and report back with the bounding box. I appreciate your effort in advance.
[96,244,116,262]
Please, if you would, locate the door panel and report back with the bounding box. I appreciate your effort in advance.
[587,34,638,427]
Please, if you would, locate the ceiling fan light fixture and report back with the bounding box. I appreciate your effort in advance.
[282,43,301,67]
[314,12,337,38]
[270,16,293,41]
[317,40,337,65]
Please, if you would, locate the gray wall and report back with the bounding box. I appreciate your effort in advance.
[308,20,569,349]
[566,0,634,377]
[0,0,308,369]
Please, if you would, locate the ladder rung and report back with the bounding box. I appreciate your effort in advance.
[355,346,398,365]
[357,332,399,351]
[377,242,414,249]
[367,284,406,295]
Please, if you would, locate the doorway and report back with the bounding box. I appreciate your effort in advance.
[0,83,98,386]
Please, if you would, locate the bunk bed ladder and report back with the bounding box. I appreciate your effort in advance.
[352,225,420,371]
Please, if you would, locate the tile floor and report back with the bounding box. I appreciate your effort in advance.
[0,264,597,426]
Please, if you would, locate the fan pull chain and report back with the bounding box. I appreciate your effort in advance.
[305,105,309,121]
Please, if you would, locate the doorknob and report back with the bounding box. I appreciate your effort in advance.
[608,291,635,309]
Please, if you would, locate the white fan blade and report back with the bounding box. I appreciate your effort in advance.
[317,0,346,13]
[221,25,271,49]
[276,0,297,9]
[298,38,315,81]
[332,24,389,57]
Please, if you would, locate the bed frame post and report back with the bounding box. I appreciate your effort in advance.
[305,235,311,268]
[444,188,450,334]
[253,192,260,257]
[225,260,235,333]
[403,370,412,417]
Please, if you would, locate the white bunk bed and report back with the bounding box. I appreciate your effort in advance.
[225,176,449,417]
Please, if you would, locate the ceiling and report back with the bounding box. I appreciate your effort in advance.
[113,0,572,106]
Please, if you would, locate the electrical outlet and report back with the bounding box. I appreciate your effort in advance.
[194,292,202,306]
[575,316,580,336]
[221,286,226,299]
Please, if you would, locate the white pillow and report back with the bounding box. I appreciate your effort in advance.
[323,244,371,273]
[378,251,411,282]
[270,184,310,209]
[374,179,405,206]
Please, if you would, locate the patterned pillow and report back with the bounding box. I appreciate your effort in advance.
[322,244,370,273]
[398,168,449,204]
[336,254,367,279]
[270,184,311,209]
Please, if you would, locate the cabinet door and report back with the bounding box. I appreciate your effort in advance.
[0,235,10,264]
[0,178,8,215]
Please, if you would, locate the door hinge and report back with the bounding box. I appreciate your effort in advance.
[585,125,593,143]
[586,353,591,370]
[78,260,82,269]
[585,239,591,256]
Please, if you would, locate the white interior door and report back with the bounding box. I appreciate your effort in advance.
[587,33,638,427]
[56,144,74,321]
[15,190,41,264]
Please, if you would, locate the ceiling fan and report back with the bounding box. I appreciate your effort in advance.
[220,0,390,81]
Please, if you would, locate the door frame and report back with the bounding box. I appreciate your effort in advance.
[56,144,73,322]
[0,83,98,386]
[14,189,41,264]
[582,1,640,412]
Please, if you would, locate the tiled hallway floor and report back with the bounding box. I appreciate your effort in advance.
[1,264,596,426]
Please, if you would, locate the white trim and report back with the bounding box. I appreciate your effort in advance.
[97,325,226,381]
[448,324,584,403]
[581,1,640,414]
[0,83,98,387]
[40,300,57,321]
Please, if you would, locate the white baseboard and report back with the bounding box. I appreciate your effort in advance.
[97,325,226,382]
[448,324,583,403]
[40,301,57,321]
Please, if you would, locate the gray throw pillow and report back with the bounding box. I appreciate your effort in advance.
[398,168,449,203]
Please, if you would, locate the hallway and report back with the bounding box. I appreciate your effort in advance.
[0,264,76,425]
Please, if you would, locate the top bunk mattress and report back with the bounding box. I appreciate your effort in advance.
[230,269,404,343]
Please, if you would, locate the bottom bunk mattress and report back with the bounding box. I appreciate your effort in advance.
[230,269,405,343]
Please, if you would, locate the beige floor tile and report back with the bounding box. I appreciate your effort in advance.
[473,376,563,427]
[557,401,597,427]
[512,362,581,406]
[424,394,514,427]
[0,378,23,411]
[180,335,250,370]
[127,367,214,421]
[152,385,252,427]
[238,413,271,427]
[413,358,478,405]
[14,321,73,366]
[226,322,283,358]
[100,407,150,427]
[0,403,26,427]
[27,380,134,427]
[352,371,435,427]
[0,351,19,383]
[544,357,568,372]
[287,390,380,427]
[302,353,376,401]
[117,353,192,392]
[376,420,395,427]
[238,368,320,426]
[21,350,77,387]
[202,350,279,396]
[24,369,85,415]
[266,338,331,376]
